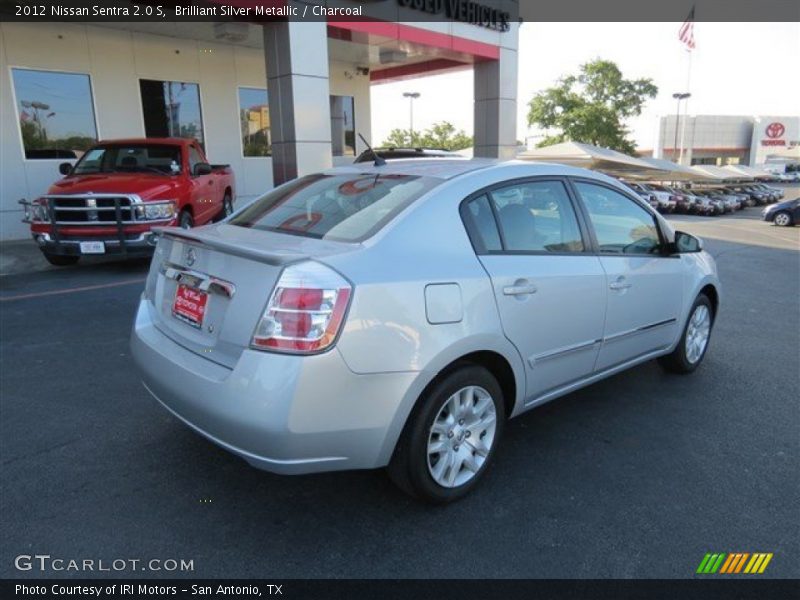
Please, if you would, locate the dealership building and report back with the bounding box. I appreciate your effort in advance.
[0,4,519,240]
[652,114,800,168]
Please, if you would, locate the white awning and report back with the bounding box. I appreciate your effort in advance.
[689,165,747,181]
[517,141,665,178]
[722,165,774,179]
[633,157,714,181]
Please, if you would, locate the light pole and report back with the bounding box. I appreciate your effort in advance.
[671,92,691,164]
[402,92,420,145]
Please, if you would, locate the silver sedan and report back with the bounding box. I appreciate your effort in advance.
[131,159,721,503]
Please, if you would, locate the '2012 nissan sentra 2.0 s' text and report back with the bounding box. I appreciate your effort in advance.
[131,159,721,503]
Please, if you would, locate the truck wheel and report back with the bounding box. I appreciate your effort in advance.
[178,210,194,229]
[43,253,79,266]
[216,192,233,222]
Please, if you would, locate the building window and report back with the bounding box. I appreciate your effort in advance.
[238,87,270,157]
[330,95,355,156]
[11,68,98,160]
[139,79,204,145]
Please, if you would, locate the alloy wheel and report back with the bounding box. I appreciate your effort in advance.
[774,212,791,227]
[427,385,497,488]
[685,305,711,364]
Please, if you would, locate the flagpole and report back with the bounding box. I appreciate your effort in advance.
[678,49,692,165]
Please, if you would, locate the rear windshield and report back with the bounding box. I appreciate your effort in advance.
[229,173,440,242]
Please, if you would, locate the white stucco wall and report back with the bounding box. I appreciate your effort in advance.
[0,22,372,240]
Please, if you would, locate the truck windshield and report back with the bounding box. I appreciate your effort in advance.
[229,173,441,242]
[71,144,181,175]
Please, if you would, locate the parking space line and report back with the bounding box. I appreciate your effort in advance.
[0,277,146,302]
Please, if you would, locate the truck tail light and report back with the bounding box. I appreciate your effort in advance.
[251,261,351,354]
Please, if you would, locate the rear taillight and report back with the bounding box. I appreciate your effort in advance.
[251,261,351,354]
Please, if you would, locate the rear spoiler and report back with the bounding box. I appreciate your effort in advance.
[156,227,303,267]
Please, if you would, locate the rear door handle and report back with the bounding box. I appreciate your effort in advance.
[503,283,538,296]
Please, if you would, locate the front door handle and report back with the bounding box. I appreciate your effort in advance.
[609,277,632,291]
[503,283,538,296]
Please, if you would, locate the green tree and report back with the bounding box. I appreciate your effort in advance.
[381,121,473,151]
[382,128,422,148]
[526,59,657,154]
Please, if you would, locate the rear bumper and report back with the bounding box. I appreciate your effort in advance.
[130,298,417,474]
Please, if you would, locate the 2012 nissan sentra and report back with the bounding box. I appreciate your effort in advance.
[131,159,721,503]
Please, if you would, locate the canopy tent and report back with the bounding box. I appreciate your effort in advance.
[722,165,775,179]
[689,165,750,182]
[517,141,669,178]
[632,157,716,182]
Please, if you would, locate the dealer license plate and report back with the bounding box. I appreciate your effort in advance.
[172,284,208,329]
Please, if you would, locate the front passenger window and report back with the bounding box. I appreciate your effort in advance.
[574,182,661,255]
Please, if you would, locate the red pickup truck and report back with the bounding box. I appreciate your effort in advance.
[21,137,235,265]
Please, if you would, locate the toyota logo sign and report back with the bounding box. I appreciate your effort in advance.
[765,122,785,139]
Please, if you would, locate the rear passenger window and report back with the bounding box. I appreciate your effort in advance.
[462,194,502,252]
[489,181,584,253]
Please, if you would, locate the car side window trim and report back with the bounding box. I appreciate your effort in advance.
[566,176,676,258]
[458,176,594,256]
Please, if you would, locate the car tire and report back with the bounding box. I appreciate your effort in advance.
[43,253,79,266]
[388,364,505,504]
[773,211,793,227]
[658,294,714,374]
[178,209,194,229]
[216,192,233,222]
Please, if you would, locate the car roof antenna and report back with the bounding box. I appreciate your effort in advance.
[358,133,386,167]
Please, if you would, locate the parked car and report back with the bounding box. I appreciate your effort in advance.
[656,185,695,213]
[687,192,718,216]
[692,192,725,216]
[131,160,721,503]
[354,147,462,163]
[762,198,800,226]
[636,183,676,213]
[619,181,659,210]
[20,138,235,266]
[720,187,754,208]
[734,186,769,205]
[706,190,741,211]
[702,190,735,214]
[752,183,783,202]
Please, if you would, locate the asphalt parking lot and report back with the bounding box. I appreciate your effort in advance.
[1,196,798,579]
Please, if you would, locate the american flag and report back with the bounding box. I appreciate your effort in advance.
[679,7,696,50]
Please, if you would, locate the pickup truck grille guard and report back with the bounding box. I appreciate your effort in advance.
[20,194,174,256]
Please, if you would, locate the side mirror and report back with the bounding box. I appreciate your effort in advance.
[193,162,212,176]
[58,162,73,176]
[674,230,703,253]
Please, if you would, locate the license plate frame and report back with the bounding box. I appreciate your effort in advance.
[79,241,105,254]
[172,284,209,329]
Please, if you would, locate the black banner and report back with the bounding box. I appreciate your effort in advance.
[3,579,799,600]
[1,0,798,23]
